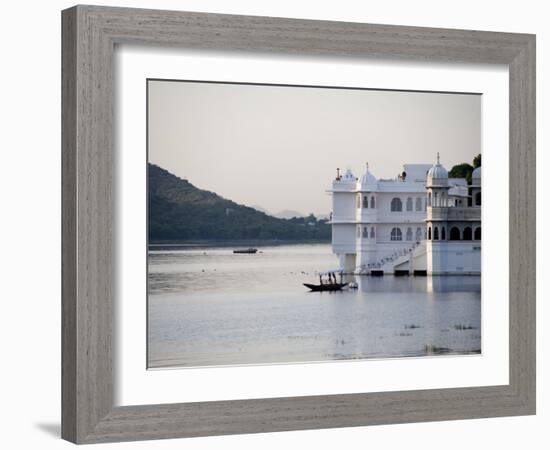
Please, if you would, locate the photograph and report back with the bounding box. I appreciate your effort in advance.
[147,80,482,369]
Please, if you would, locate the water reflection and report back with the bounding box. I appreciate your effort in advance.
[148,244,481,368]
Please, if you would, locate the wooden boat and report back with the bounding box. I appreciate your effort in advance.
[233,248,258,254]
[304,269,348,291]
[303,282,348,292]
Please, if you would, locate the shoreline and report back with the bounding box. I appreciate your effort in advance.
[148,239,331,250]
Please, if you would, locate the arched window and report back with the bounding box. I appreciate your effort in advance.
[416,227,423,241]
[475,192,482,206]
[363,226,369,238]
[463,227,472,240]
[428,192,432,207]
[434,226,439,240]
[370,227,375,239]
[363,195,369,208]
[406,227,413,241]
[474,227,481,240]
[434,192,438,206]
[428,227,432,240]
[391,198,402,212]
[406,197,413,211]
[390,227,402,241]
[441,226,446,240]
[370,196,375,208]
[356,194,361,209]
[415,197,422,211]
[450,227,461,240]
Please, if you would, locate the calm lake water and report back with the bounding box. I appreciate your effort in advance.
[148,243,481,368]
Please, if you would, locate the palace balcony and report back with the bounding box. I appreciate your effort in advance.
[427,207,481,222]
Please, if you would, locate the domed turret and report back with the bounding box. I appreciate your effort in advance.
[332,167,356,191]
[427,152,448,187]
[358,163,377,188]
[341,168,356,182]
[471,166,481,186]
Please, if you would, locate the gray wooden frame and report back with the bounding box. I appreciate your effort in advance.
[62,4,536,444]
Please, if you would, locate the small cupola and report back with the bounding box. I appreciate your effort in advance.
[427,152,448,187]
[471,166,481,186]
[332,167,357,191]
[358,162,377,187]
[340,168,356,182]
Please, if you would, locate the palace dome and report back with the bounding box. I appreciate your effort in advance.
[341,168,356,182]
[427,153,448,187]
[358,163,377,187]
[472,166,481,185]
[332,168,357,191]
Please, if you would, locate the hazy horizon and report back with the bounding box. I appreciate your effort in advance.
[148,80,481,216]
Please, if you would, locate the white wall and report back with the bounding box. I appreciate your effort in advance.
[427,242,482,275]
[332,191,356,222]
[0,1,547,449]
[332,223,356,253]
[375,192,427,225]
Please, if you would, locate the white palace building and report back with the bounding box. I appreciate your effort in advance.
[330,154,481,276]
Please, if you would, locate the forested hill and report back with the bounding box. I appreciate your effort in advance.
[148,163,331,242]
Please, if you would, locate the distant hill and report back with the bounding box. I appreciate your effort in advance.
[250,204,270,215]
[249,207,329,221]
[316,213,331,221]
[273,209,304,219]
[148,164,331,242]
[250,207,307,219]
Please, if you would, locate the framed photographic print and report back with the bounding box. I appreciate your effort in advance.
[62,5,536,444]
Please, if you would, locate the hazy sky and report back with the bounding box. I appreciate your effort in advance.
[148,80,480,216]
